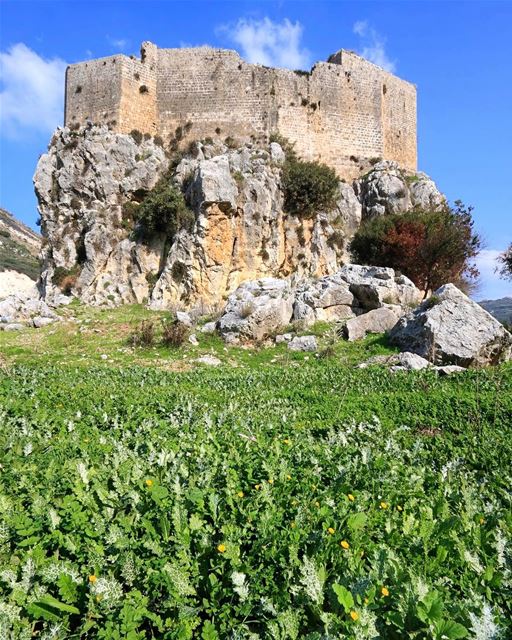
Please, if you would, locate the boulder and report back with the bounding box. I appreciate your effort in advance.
[389,284,512,367]
[195,355,222,366]
[275,333,294,344]
[342,307,402,341]
[358,352,430,371]
[218,278,294,341]
[337,264,421,311]
[199,321,217,334]
[287,336,318,352]
[176,311,193,327]
[1,323,24,331]
[32,316,55,328]
[293,273,355,325]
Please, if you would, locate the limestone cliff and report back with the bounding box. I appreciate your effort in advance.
[34,126,443,310]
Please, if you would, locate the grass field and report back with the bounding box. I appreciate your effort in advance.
[0,305,511,639]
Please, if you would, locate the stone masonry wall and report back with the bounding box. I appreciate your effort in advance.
[64,42,417,180]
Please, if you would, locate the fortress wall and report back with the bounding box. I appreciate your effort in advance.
[65,56,124,128]
[64,43,417,180]
[117,51,158,135]
[155,48,272,142]
[381,73,417,170]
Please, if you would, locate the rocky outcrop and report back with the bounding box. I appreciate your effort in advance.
[217,278,295,343]
[389,284,512,367]
[0,289,62,329]
[293,265,421,325]
[217,265,420,341]
[34,126,442,311]
[355,161,445,219]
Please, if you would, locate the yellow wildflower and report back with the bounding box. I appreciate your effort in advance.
[88,574,97,583]
[327,527,335,535]
[286,474,292,480]
[350,610,359,621]
[268,479,274,484]
[291,521,296,528]
[364,597,369,605]
[381,586,389,597]
[348,493,355,501]
[237,491,244,498]
[145,479,153,487]
[396,505,403,511]
[283,438,291,445]
[380,501,388,509]
[217,544,226,553]
[314,501,320,508]
[340,540,350,549]
[479,517,485,524]
[255,484,261,490]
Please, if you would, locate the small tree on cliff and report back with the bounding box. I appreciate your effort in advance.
[350,201,481,297]
[497,243,512,280]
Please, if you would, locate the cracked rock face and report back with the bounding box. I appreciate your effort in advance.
[34,128,442,311]
[355,161,445,220]
[389,284,512,367]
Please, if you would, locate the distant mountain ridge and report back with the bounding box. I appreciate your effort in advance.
[479,297,512,325]
[0,207,41,281]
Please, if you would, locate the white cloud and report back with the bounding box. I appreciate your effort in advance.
[352,20,396,73]
[474,249,512,300]
[219,17,311,70]
[0,43,67,138]
[107,37,128,51]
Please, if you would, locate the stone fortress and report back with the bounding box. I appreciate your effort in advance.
[64,41,417,180]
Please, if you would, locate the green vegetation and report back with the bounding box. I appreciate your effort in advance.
[132,177,195,242]
[0,230,39,280]
[350,202,481,296]
[282,158,339,218]
[1,306,511,638]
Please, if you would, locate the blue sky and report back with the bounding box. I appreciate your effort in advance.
[1,0,511,298]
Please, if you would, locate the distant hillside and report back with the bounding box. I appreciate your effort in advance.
[0,207,41,280]
[479,297,512,325]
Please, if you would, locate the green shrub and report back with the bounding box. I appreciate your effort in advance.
[134,177,195,241]
[282,158,339,218]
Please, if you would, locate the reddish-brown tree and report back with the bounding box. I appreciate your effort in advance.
[350,201,481,297]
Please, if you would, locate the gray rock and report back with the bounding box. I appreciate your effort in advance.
[199,321,217,334]
[195,355,222,366]
[269,142,286,164]
[275,333,294,344]
[434,365,466,375]
[337,264,421,311]
[358,351,430,371]
[176,311,193,327]
[218,278,294,341]
[355,161,444,220]
[1,323,24,331]
[287,335,318,352]
[389,284,512,367]
[343,307,402,341]
[187,155,238,210]
[188,333,199,346]
[32,316,55,328]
